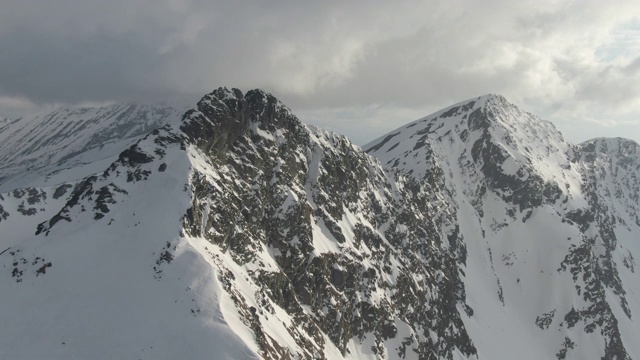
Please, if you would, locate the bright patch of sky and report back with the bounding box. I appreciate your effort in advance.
[596,20,640,62]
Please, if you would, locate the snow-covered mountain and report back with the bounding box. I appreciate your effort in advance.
[0,102,188,192]
[0,90,638,359]
[366,94,640,359]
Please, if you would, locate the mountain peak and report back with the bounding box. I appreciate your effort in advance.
[196,87,298,129]
[476,92,508,103]
[581,136,639,151]
[366,92,580,209]
[579,137,640,168]
[180,87,302,157]
[402,93,527,135]
[366,93,555,155]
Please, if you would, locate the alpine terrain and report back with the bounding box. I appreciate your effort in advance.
[0,102,189,192]
[0,88,638,359]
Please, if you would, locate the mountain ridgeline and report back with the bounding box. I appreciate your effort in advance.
[366,95,640,359]
[0,89,638,359]
[180,88,474,357]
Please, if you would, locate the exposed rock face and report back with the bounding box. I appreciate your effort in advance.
[180,88,475,359]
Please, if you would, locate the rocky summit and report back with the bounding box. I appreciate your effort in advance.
[0,88,638,359]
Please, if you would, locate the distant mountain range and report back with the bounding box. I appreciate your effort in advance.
[0,88,638,359]
[0,102,189,192]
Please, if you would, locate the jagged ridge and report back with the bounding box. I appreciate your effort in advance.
[179,87,475,358]
[366,94,640,360]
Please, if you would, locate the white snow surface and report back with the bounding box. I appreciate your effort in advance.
[0,102,188,192]
[0,134,261,359]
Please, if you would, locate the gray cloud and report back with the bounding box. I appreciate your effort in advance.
[1,0,639,144]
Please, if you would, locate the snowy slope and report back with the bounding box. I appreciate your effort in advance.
[0,102,188,192]
[366,94,640,359]
[0,123,260,359]
[0,89,476,359]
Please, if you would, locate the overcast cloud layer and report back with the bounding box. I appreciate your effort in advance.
[1,0,639,144]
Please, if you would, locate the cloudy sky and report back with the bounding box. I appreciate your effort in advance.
[1,0,640,145]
